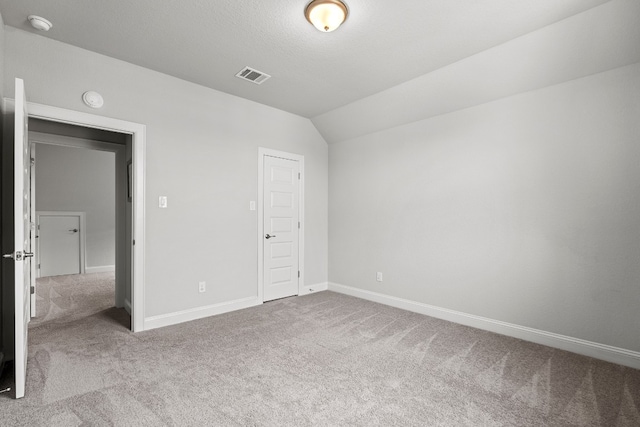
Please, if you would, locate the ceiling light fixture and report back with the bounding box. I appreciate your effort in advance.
[305,0,348,33]
[28,15,53,31]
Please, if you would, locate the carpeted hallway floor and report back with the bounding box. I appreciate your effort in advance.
[29,272,118,328]
[1,280,639,426]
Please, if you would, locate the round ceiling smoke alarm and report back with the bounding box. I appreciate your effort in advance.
[82,91,104,109]
[28,15,53,31]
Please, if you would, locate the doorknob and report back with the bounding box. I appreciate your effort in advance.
[69,229,78,233]
[3,251,32,261]
[265,234,276,239]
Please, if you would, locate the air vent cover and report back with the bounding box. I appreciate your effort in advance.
[235,67,271,85]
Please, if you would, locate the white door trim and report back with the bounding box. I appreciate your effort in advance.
[24,101,146,332]
[257,148,305,302]
[30,131,122,153]
[36,211,86,276]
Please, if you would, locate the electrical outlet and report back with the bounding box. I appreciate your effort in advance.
[199,281,206,293]
[376,272,383,282]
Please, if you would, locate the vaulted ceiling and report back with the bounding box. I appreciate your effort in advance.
[0,0,611,121]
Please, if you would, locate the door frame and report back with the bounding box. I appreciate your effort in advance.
[25,101,146,332]
[257,148,304,302]
[36,211,86,277]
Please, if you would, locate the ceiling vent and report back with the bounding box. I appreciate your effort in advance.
[235,67,271,85]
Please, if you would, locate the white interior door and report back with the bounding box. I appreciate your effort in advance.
[29,143,36,316]
[8,78,31,399]
[263,155,300,302]
[38,215,81,277]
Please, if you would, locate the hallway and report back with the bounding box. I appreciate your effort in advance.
[30,272,121,328]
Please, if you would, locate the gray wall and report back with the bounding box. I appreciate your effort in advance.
[329,61,640,353]
[327,0,640,356]
[3,27,329,319]
[35,143,116,269]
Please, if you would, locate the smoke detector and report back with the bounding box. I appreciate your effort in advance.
[28,15,53,31]
[82,91,104,109]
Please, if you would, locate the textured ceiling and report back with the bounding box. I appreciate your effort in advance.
[0,0,610,118]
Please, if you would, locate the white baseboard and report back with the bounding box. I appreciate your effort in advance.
[85,265,115,274]
[328,282,640,370]
[124,299,132,315]
[299,282,328,296]
[144,296,262,331]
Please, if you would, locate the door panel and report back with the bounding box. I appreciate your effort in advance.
[270,217,292,232]
[13,78,30,399]
[263,156,299,302]
[270,242,292,259]
[39,215,81,277]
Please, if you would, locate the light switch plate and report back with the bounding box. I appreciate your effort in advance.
[250,201,256,211]
[159,196,168,208]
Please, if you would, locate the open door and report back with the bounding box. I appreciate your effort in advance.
[30,143,36,317]
[3,78,32,398]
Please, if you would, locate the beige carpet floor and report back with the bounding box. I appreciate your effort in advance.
[1,279,639,426]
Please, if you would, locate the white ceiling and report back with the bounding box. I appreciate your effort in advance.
[0,0,610,118]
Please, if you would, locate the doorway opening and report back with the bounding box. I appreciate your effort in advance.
[29,121,128,328]
[25,101,146,333]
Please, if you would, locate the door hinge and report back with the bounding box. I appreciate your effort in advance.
[133,240,136,246]
[298,221,300,229]
[298,271,300,278]
[30,158,35,165]
[38,264,41,269]
[30,286,35,295]
[298,172,300,180]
